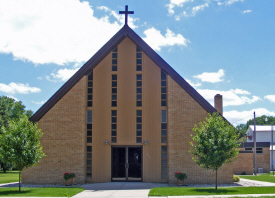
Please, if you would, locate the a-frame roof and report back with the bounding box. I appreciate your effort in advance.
[30,25,217,122]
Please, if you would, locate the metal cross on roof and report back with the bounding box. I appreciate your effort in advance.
[119,5,134,25]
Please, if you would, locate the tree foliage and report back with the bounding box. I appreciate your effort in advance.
[0,116,45,192]
[0,96,33,172]
[190,112,240,190]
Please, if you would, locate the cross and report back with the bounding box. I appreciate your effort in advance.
[119,5,134,26]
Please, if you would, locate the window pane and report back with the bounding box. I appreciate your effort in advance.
[112,95,117,100]
[137,95,142,100]
[111,110,117,116]
[137,74,142,80]
[161,123,167,129]
[161,94,167,99]
[137,124,142,130]
[87,124,92,129]
[161,110,167,123]
[137,131,142,136]
[112,53,117,58]
[87,146,92,152]
[136,137,142,143]
[161,160,167,166]
[137,88,142,93]
[137,81,142,87]
[137,110,142,116]
[112,117,117,123]
[87,137,92,143]
[136,65,142,71]
[161,166,167,173]
[112,101,117,107]
[161,81,166,86]
[137,47,141,52]
[112,81,117,87]
[87,111,92,123]
[87,101,92,107]
[161,71,167,80]
[111,131,117,136]
[161,173,167,180]
[161,130,167,136]
[161,101,167,106]
[87,166,92,173]
[111,137,117,143]
[112,124,117,129]
[161,146,167,152]
[137,53,142,58]
[87,131,92,136]
[112,75,117,80]
[87,173,92,178]
[137,117,142,123]
[161,88,167,93]
[87,160,92,165]
[161,137,167,143]
[137,101,142,106]
[88,72,93,80]
[88,95,93,100]
[112,66,117,71]
[87,153,92,159]
[112,59,117,64]
[112,88,117,93]
[137,59,142,64]
[88,82,93,87]
[112,48,117,52]
[161,153,167,159]
[88,88,93,94]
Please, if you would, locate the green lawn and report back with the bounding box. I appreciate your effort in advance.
[240,173,275,183]
[0,171,19,184]
[149,187,275,196]
[0,187,84,197]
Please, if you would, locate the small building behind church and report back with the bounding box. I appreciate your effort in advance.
[23,11,233,184]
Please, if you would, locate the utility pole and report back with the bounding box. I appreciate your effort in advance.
[254,111,257,175]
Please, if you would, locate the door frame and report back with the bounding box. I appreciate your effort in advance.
[111,146,143,182]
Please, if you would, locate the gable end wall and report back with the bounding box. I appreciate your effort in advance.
[167,76,233,184]
[22,76,86,184]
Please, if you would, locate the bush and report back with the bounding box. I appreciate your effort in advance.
[233,175,240,182]
[241,171,246,175]
[175,172,187,181]
[64,173,76,180]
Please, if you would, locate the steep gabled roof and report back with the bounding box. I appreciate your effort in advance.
[30,25,217,122]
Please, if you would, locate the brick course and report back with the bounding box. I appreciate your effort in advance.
[167,76,233,184]
[22,76,86,184]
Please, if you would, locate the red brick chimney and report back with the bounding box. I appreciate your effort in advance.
[214,94,223,115]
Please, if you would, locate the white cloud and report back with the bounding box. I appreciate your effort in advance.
[183,2,209,17]
[37,77,42,80]
[186,79,201,87]
[194,69,225,83]
[143,28,189,51]
[6,95,19,101]
[0,83,41,94]
[197,89,261,107]
[230,89,250,95]
[225,0,244,5]
[0,1,136,65]
[224,108,275,126]
[265,95,275,103]
[32,100,45,105]
[166,0,194,15]
[46,68,80,82]
[242,10,252,14]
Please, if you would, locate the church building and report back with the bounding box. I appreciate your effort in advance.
[23,6,232,184]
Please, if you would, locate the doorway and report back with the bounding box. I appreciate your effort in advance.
[112,146,142,181]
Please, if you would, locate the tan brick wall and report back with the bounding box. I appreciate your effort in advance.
[232,149,253,175]
[22,76,86,184]
[257,147,270,173]
[167,76,233,184]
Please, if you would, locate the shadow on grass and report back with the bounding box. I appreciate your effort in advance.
[0,189,31,196]
[190,188,238,195]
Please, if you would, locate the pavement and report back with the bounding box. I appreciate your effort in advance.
[2,178,275,198]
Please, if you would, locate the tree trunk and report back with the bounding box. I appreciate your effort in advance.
[19,170,21,192]
[215,168,218,190]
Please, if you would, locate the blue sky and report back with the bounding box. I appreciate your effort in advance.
[0,0,274,126]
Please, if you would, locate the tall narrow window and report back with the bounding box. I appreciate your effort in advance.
[161,146,167,180]
[112,75,117,107]
[111,110,117,143]
[161,71,167,106]
[87,110,92,143]
[86,146,92,178]
[136,47,142,71]
[136,74,142,107]
[136,110,142,143]
[112,47,117,71]
[87,72,93,107]
[161,110,167,143]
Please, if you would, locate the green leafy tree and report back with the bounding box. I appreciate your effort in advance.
[0,96,33,172]
[0,116,45,192]
[190,112,240,190]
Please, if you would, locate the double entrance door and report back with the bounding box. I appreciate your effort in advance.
[112,146,142,181]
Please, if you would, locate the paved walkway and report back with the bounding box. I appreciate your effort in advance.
[2,178,275,198]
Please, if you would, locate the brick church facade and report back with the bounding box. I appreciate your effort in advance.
[23,24,233,184]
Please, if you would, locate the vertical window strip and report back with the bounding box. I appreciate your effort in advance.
[111,110,117,143]
[136,110,142,143]
[136,74,142,107]
[161,110,167,143]
[161,146,167,180]
[136,47,142,71]
[112,75,117,107]
[86,146,92,178]
[87,110,92,143]
[87,72,93,107]
[161,71,167,106]
[112,47,118,71]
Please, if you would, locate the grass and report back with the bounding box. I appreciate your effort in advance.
[0,187,84,197]
[149,186,275,196]
[240,172,275,183]
[0,170,19,184]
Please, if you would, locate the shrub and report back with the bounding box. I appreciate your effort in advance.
[241,171,246,175]
[233,175,240,182]
[175,172,187,181]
